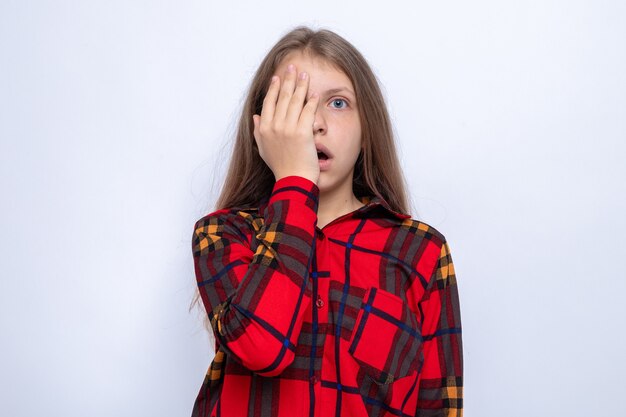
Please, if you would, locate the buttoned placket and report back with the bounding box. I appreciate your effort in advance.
[309,227,328,393]
[313,229,329,315]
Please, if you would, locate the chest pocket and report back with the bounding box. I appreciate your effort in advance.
[347,286,423,385]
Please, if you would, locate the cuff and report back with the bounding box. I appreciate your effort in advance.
[269,175,320,211]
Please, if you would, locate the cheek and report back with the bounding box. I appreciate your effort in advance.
[349,121,362,148]
[334,114,361,135]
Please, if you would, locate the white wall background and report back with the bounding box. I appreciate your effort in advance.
[1,1,624,416]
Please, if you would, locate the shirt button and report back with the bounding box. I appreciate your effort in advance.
[310,375,318,384]
[316,297,324,308]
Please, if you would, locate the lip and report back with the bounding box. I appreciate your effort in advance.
[318,158,332,171]
[315,144,333,159]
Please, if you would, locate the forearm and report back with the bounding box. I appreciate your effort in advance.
[195,175,319,376]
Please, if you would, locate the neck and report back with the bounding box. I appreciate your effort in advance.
[316,181,365,229]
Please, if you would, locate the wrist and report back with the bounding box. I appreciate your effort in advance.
[275,172,319,185]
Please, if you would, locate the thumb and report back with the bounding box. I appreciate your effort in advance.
[252,114,260,138]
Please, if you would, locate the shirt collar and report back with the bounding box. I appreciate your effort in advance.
[355,195,412,220]
[253,194,411,221]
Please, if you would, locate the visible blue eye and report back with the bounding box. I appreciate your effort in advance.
[330,98,348,109]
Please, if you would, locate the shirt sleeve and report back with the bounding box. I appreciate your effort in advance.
[192,175,319,377]
[415,240,464,417]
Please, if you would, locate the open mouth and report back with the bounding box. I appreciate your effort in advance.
[317,151,329,160]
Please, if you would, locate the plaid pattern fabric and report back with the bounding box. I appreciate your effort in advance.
[191,175,463,417]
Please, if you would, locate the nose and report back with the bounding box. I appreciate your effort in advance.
[312,109,326,136]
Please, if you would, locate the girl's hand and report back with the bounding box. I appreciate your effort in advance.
[252,63,321,184]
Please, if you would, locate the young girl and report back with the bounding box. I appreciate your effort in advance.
[191,26,463,417]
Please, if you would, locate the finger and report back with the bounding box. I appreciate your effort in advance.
[273,64,298,122]
[252,114,264,157]
[285,71,310,127]
[252,114,260,140]
[298,92,320,129]
[260,75,280,122]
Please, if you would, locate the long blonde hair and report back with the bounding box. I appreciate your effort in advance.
[191,25,412,335]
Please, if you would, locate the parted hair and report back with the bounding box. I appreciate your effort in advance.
[193,26,412,335]
[213,25,410,213]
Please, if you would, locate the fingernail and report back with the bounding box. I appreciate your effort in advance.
[271,75,278,83]
[299,72,307,80]
[287,64,295,72]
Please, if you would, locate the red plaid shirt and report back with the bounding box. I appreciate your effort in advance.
[191,175,463,417]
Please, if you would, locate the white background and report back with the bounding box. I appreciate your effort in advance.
[1,1,625,416]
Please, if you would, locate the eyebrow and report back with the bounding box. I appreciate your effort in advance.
[321,87,356,98]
